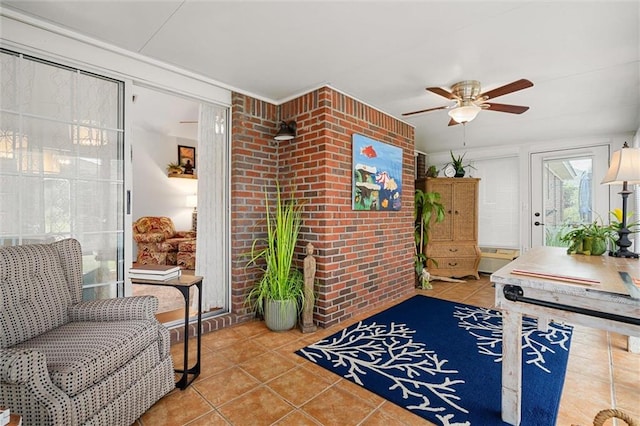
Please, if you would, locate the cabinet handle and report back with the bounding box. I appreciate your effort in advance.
[454,210,459,215]
[448,210,452,214]
[448,262,458,267]
[449,248,458,252]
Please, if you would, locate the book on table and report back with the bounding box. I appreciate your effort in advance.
[129,264,181,281]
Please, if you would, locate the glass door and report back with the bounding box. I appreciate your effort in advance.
[0,49,125,299]
[530,146,610,248]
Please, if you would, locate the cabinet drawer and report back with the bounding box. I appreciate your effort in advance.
[428,257,478,272]
[428,245,478,257]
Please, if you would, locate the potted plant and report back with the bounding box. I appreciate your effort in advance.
[414,189,445,289]
[166,162,183,176]
[560,219,617,256]
[448,151,476,177]
[245,183,305,331]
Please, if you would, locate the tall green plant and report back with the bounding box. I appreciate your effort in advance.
[245,183,305,315]
[414,189,445,288]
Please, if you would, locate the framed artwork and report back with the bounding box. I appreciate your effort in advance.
[178,145,196,174]
[352,134,403,211]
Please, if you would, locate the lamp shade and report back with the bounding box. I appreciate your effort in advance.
[601,146,640,185]
[274,121,297,141]
[448,102,481,124]
[186,195,198,208]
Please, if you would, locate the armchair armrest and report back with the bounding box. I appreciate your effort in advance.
[1,349,73,424]
[69,296,159,322]
[174,231,196,239]
[133,232,166,243]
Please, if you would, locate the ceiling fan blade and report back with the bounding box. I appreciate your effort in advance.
[179,120,198,124]
[402,105,448,117]
[426,87,455,99]
[484,103,530,114]
[448,118,460,126]
[479,79,533,100]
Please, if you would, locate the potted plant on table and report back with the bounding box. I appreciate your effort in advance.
[414,189,445,289]
[245,183,305,331]
[560,218,617,256]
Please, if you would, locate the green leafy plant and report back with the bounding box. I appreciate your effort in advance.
[245,183,305,317]
[448,151,476,177]
[414,189,445,289]
[560,218,617,256]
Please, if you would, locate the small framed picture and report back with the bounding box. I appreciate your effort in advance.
[178,145,196,174]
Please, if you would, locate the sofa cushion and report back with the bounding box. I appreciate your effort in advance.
[0,244,72,348]
[13,320,157,396]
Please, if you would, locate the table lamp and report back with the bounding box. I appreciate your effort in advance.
[601,142,640,258]
[186,194,197,232]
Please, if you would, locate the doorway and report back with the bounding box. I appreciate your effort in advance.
[530,146,610,248]
[129,85,230,323]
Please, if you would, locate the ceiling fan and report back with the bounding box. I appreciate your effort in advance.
[402,79,533,126]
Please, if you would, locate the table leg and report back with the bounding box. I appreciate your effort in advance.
[173,281,202,390]
[175,285,191,390]
[502,309,522,426]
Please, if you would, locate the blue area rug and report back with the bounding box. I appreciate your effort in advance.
[296,295,573,426]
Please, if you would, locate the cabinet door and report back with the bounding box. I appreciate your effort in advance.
[453,180,478,241]
[426,179,453,241]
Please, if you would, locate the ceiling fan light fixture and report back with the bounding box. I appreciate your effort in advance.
[448,104,481,124]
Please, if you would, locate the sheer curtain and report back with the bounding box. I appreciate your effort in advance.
[195,103,229,312]
[0,49,124,300]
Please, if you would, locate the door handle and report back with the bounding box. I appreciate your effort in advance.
[534,221,544,226]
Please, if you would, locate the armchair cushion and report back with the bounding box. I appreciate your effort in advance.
[12,320,157,397]
[0,243,74,349]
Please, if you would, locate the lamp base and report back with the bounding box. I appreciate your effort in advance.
[609,249,639,259]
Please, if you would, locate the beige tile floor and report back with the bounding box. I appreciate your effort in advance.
[135,275,640,426]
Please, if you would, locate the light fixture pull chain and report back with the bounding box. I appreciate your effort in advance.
[463,122,467,147]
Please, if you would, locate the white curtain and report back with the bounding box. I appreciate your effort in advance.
[0,49,124,300]
[195,103,229,311]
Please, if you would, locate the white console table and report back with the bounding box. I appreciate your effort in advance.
[492,247,640,426]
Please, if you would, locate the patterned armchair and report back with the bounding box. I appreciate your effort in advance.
[0,239,175,425]
[132,216,196,269]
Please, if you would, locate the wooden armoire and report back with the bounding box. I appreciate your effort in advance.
[417,177,481,279]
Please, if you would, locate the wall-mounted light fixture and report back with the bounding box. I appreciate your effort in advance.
[601,141,640,258]
[274,121,297,141]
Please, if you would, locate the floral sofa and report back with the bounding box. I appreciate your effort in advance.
[132,216,196,269]
[0,238,175,425]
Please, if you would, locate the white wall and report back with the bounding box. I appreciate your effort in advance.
[132,126,197,232]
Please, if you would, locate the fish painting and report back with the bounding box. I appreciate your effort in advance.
[360,145,377,158]
[352,134,402,211]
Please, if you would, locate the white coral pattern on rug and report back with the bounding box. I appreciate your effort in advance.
[298,321,469,419]
[453,306,572,373]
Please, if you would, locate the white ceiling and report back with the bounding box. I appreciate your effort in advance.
[2,1,638,154]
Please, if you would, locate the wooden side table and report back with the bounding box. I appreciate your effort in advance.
[131,274,203,390]
[492,247,640,425]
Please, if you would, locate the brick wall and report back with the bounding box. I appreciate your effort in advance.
[231,87,416,328]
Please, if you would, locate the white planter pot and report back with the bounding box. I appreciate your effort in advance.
[264,299,297,331]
